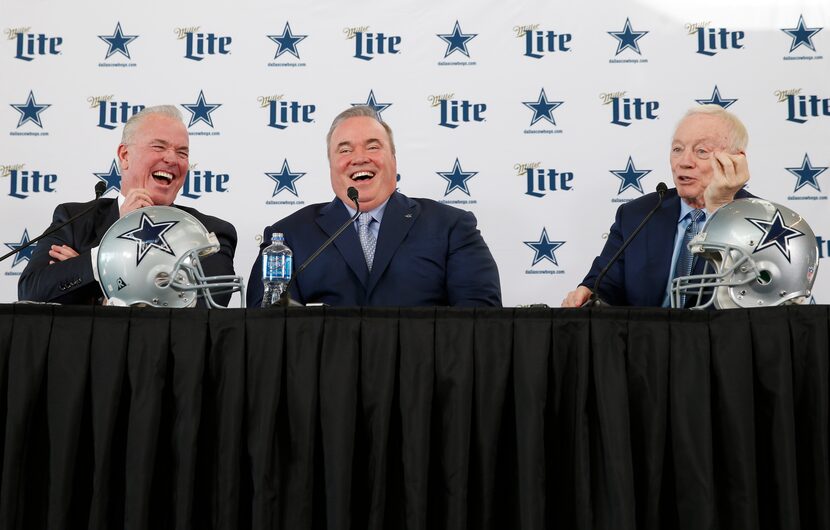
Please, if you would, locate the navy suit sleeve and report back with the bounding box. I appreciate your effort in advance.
[445,210,502,307]
[18,204,99,304]
[579,205,628,306]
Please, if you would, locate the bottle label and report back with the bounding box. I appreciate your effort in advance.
[263,254,292,281]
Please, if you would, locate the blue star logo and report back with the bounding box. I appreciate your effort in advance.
[610,156,651,194]
[786,153,827,192]
[181,90,222,128]
[93,159,122,196]
[781,15,822,53]
[437,20,477,58]
[695,85,737,109]
[266,159,305,197]
[522,88,563,126]
[746,209,804,262]
[98,22,138,60]
[4,229,36,268]
[524,228,565,267]
[116,212,179,266]
[352,90,392,120]
[268,22,307,59]
[436,158,477,196]
[607,18,648,55]
[10,90,51,128]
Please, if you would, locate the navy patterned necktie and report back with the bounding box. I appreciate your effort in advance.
[357,213,376,271]
[674,208,704,306]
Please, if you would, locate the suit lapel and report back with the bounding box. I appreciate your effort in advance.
[316,198,370,286]
[366,192,419,297]
[647,194,681,306]
[92,199,120,246]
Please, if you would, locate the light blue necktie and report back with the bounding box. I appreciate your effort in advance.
[674,208,704,307]
[357,213,376,271]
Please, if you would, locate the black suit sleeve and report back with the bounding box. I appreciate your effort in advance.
[17,204,101,304]
[446,210,502,307]
[195,214,238,308]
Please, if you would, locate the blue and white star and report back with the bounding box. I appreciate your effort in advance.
[437,158,477,196]
[607,18,648,56]
[695,85,737,109]
[437,21,477,58]
[10,91,51,128]
[352,90,392,120]
[268,22,307,59]
[524,228,565,267]
[181,90,222,128]
[266,159,305,197]
[116,213,179,266]
[4,229,36,268]
[747,209,804,262]
[98,22,138,60]
[786,153,827,192]
[610,157,651,194]
[781,15,822,53]
[93,160,122,196]
[522,88,563,127]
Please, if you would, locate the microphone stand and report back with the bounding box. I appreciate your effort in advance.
[584,182,668,307]
[278,187,361,307]
[0,181,107,264]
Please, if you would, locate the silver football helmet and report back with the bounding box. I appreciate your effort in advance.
[672,198,818,309]
[96,206,244,308]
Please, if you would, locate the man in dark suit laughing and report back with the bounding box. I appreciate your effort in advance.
[247,106,501,308]
[18,105,237,306]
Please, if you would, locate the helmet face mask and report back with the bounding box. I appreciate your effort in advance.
[672,198,819,309]
[97,206,244,308]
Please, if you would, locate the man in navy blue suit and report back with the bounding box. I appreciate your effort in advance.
[247,106,502,307]
[562,105,752,307]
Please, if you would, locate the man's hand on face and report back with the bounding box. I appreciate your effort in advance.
[48,244,79,264]
[120,188,155,218]
[703,151,749,213]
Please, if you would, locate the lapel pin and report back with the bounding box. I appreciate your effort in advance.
[405,213,412,218]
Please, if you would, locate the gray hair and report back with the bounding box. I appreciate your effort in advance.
[120,105,185,144]
[679,104,749,152]
[326,105,396,156]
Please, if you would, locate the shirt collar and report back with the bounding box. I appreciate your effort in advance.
[344,197,389,224]
[678,199,705,224]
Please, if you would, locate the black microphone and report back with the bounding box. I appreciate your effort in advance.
[278,186,361,306]
[0,181,108,264]
[584,182,668,306]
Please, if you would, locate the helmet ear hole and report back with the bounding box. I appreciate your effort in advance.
[155,272,171,288]
[757,270,772,285]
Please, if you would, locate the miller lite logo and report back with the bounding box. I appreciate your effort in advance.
[514,24,572,59]
[686,22,745,56]
[344,26,401,61]
[181,164,230,199]
[176,26,232,61]
[516,162,574,198]
[89,96,145,130]
[776,89,830,124]
[258,95,316,130]
[4,166,58,199]
[429,94,486,129]
[601,91,659,126]
[7,27,61,61]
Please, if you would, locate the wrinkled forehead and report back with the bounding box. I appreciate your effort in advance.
[672,114,731,147]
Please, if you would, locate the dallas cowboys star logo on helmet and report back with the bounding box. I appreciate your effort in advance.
[746,209,804,263]
[116,212,179,266]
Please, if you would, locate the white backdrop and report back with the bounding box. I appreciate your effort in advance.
[2,0,829,307]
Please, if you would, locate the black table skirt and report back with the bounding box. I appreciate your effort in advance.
[0,304,827,530]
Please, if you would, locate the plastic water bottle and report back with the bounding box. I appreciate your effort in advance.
[261,232,293,308]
